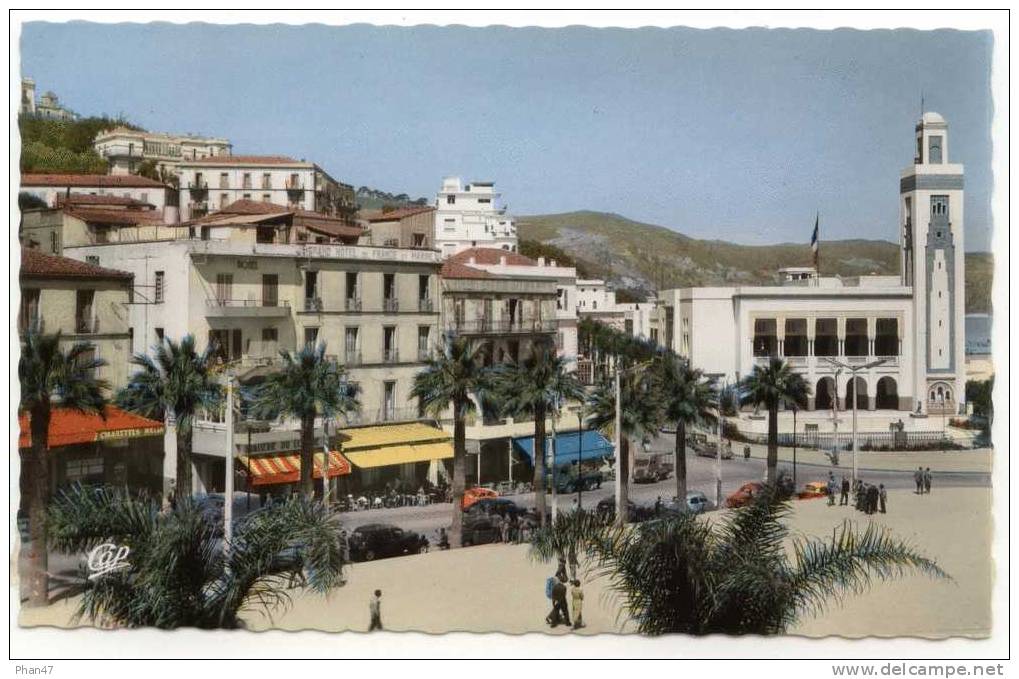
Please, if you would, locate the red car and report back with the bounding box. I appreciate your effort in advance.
[725,482,765,509]
[461,487,498,509]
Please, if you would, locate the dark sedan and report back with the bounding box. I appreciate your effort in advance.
[348,523,428,562]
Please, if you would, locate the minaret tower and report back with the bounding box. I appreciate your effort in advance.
[900,112,966,415]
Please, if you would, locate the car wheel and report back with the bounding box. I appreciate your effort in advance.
[364,549,376,561]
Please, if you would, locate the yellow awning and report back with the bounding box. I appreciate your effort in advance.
[336,422,453,469]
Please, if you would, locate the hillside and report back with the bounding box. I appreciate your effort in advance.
[19,114,142,174]
[517,211,993,313]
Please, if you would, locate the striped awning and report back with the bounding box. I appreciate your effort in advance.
[337,422,453,469]
[238,450,352,487]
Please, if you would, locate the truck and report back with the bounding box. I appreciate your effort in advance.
[632,453,674,483]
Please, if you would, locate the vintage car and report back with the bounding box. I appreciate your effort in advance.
[797,481,830,500]
[348,523,428,562]
[724,482,766,509]
[461,486,498,510]
[632,454,674,484]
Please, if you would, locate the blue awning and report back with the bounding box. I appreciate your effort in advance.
[512,430,614,467]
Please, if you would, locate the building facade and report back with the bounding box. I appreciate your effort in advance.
[653,112,967,416]
[20,173,177,223]
[18,247,134,392]
[360,206,436,249]
[94,126,233,176]
[433,177,518,257]
[20,78,77,120]
[177,155,355,222]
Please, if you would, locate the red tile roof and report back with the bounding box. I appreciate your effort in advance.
[440,261,493,279]
[55,193,154,208]
[21,173,167,188]
[65,207,165,227]
[20,247,133,280]
[195,200,364,241]
[19,406,164,449]
[218,199,292,215]
[448,248,537,267]
[362,206,435,222]
[181,155,307,165]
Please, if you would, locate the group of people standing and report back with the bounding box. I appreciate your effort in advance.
[914,467,934,495]
[826,472,887,515]
[545,554,584,630]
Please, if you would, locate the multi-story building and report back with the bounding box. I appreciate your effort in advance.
[93,126,232,176]
[20,173,177,223]
[575,278,655,338]
[360,206,436,249]
[19,78,78,120]
[654,112,967,418]
[18,247,134,392]
[433,177,518,257]
[57,202,445,496]
[178,155,355,222]
[21,195,168,255]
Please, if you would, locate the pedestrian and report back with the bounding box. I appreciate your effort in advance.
[567,543,578,581]
[339,530,350,582]
[552,575,572,628]
[368,589,383,631]
[437,527,450,550]
[827,472,836,506]
[545,572,560,627]
[840,476,850,506]
[866,484,879,515]
[923,467,932,494]
[499,515,509,543]
[570,579,585,630]
[744,444,751,460]
[555,557,568,582]
[654,495,663,516]
[879,484,887,514]
[914,466,923,494]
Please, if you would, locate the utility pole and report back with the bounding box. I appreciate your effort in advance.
[715,380,724,509]
[577,409,584,511]
[321,418,331,504]
[550,412,558,524]
[224,374,234,551]
[614,367,623,526]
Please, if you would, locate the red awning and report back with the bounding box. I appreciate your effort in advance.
[239,451,352,487]
[18,406,165,449]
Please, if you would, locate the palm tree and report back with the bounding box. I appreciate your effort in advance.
[47,484,345,629]
[741,358,810,484]
[491,342,585,526]
[659,354,718,504]
[115,334,220,499]
[587,364,662,524]
[410,334,491,548]
[247,343,360,499]
[18,332,108,606]
[530,484,949,635]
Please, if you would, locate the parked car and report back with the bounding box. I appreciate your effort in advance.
[725,482,766,509]
[595,496,652,523]
[461,486,498,509]
[632,453,674,483]
[682,490,713,514]
[797,481,830,500]
[461,515,504,547]
[465,497,533,520]
[553,468,604,493]
[348,523,428,562]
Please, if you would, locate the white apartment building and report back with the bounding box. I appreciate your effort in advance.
[20,173,176,223]
[178,155,356,222]
[576,278,655,338]
[433,177,518,257]
[94,126,232,176]
[654,112,966,416]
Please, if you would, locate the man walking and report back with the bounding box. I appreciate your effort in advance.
[879,484,887,514]
[551,575,571,628]
[840,476,850,506]
[866,484,879,515]
[827,472,837,506]
[368,590,383,631]
[914,466,924,494]
[923,467,932,494]
[570,579,585,630]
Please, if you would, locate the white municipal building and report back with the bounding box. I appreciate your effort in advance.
[655,112,966,417]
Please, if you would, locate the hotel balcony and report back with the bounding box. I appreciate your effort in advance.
[345,297,362,312]
[304,297,323,312]
[418,297,435,312]
[188,180,209,197]
[285,179,304,194]
[383,297,399,313]
[205,298,291,318]
[447,317,557,336]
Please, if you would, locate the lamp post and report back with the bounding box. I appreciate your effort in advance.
[792,404,798,487]
[577,408,584,512]
[550,412,558,524]
[715,379,725,509]
[223,373,235,551]
[824,358,887,483]
[613,366,622,526]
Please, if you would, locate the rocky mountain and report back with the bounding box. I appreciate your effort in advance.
[516,211,993,313]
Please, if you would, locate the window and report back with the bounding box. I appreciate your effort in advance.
[479,198,491,204]
[154,271,165,303]
[345,327,359,363]
[383,326,397,361]
[383,273,396,310]
[155,327,165,343]
[19,288,40,333]
[304,271,319,308]
[75,290,95,333]
[345,272,359,307]
[220,193,229,208]
[262,194,271,203]
[86,255,100,265]
[928,135,943,164]
[261,173,272,189]
[931,195,949,219]
[261,274,278,307]
[412,233,426,247]
[446,195,455,205]
[261,327,278,342]
[383,381,396,420]
[243,193,252,201]
[304,327,319,347]
[50,231,58,253]
[242,173,252,189]
[215,273,233,303]
[65,456,104,482]
[256,226,275,243]
[417,326,430,360]
[219,173,229,189]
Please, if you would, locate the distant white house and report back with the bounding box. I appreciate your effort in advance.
[433,177,518,257]
[94,126,232,176]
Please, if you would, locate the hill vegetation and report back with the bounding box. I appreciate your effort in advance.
[355,186,429,211]
[19,115,142,174]
[517,211,992,313]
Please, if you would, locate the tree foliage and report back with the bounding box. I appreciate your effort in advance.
[19,115,142,174]
[530,484,949,635]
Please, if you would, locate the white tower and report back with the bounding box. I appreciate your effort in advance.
[900,112,966,415]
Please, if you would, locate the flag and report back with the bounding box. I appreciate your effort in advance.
[810,214,819,272]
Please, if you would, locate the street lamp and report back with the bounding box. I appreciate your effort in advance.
[792,403,798,487]
[223,373,235,552]
[824,357,887,483]
[714,379,726,509]
[577,408,584,512]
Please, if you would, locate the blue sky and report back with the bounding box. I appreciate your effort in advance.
[20,22,994,250]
